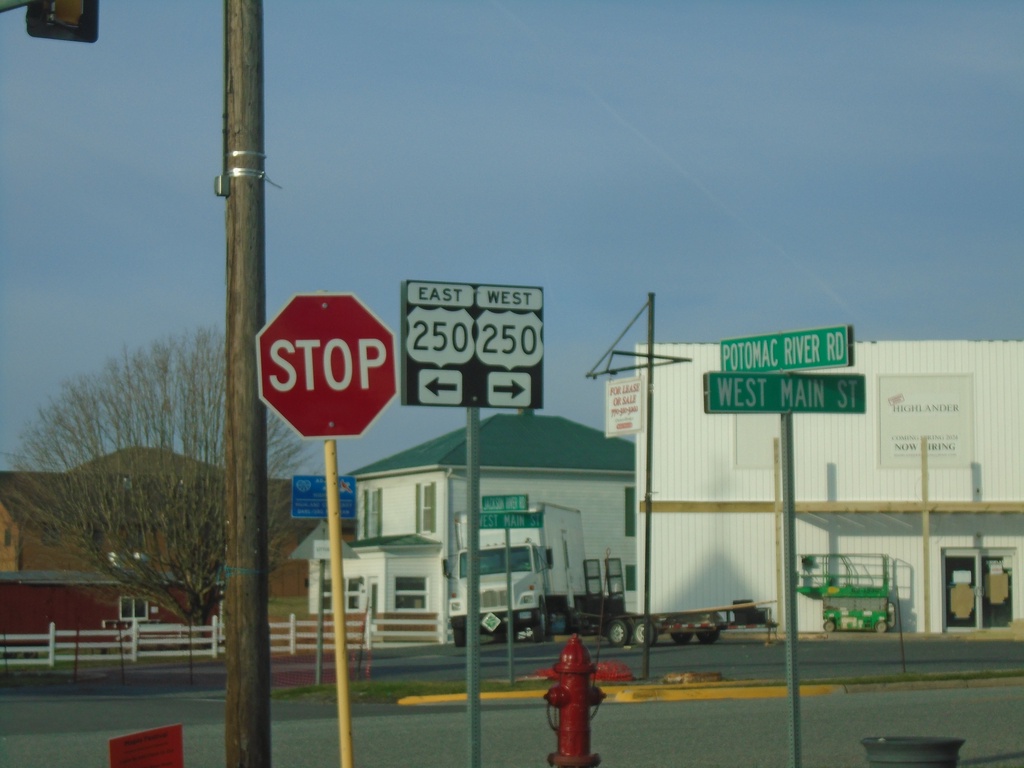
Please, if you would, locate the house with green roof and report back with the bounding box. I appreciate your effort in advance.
[308,411,637,644]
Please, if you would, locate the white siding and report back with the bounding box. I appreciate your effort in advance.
[642,513,775,612]
[647,341,1024,503]
[644,340,1024,633]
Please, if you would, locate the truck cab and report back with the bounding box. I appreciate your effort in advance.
[448,540,548,647]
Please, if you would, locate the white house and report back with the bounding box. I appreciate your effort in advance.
[306,411,637,643]
[637,339,1023,635]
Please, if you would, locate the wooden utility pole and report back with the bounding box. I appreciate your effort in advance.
[222,1,270,766]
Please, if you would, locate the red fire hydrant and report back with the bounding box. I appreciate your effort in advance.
[544,634,605,767]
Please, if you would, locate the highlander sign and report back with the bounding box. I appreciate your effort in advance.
[878,374,973,468]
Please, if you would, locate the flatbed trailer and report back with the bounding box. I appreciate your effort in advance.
[595,600,777,647]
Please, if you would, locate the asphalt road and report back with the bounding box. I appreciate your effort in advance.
[3,680,1024,767]
[3,633,1023,767]
[28,631,1024,690]
[374,631,1024,684]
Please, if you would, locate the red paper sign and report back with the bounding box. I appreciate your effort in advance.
[109,724,183,768]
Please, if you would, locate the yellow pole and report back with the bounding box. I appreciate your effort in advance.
[324,439,354,768]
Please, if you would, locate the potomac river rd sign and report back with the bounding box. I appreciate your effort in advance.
[720,325,853,373]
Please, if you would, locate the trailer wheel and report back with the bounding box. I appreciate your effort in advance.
[606,618,631,648]
[632,619,658,647]
[671,632,694,645]
[823,619,836,633]
[696,629,721,644]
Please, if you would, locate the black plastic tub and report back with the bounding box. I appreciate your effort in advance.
[861,737,965,767]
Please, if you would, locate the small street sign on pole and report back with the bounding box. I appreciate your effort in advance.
[480,510,541,530]
[481,494,529,512]
[720,325,853,373]
[704,372,866,414]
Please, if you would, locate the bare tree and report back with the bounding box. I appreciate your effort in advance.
[5,328,305,624]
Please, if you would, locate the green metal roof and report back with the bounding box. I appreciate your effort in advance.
[348,534,441,549]
[350,412,634,476]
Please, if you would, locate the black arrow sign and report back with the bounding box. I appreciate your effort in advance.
[426,377,458,397]
[493,380,526,398]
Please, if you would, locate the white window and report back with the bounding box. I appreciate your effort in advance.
[394,576,428,611]
[119,597,147,622]
[417,483,436,534]
[362,488,382,538]
[321,577,365,614]
[346,577,365,612]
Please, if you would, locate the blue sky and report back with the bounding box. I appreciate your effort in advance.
[2,2,1022,474]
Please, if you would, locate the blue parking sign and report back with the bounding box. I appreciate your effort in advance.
[291,475,357,519]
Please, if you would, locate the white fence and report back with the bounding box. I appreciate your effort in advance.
[266,611,446,653]
[1,620,224,668]
[1,612,445,668]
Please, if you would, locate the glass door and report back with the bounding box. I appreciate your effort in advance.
[944,552,977,630]
[981,553,1013,628]
[943,549,1014,630]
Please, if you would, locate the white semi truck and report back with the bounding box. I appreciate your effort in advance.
[446,503,775,647]
[447,504,626,647]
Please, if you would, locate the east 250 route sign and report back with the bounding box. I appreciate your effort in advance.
[401,280,543,409]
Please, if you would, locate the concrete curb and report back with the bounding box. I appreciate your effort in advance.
[842,675,1024,693]
[396,676,1024,706]
[609,683,839,703]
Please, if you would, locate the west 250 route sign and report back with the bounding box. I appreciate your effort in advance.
[401,280,543,409]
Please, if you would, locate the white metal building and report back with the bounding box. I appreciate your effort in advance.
[639,339,1023,634]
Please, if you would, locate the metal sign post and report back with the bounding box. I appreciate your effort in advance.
[466,407,481,768]
[706,323,860,768]
[780,412,802,768]
[480,502,536,686]
[585,293,691,680]
[505,527,514,684]
[399,279,546,768]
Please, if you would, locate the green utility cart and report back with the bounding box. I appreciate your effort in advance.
[797,554,895,633]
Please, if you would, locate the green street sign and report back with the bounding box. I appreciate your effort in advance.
[720,325,853,373]
[704,372,866,414]
[480,511,542,530]
[482,494,528,513]
[481,495,533,529]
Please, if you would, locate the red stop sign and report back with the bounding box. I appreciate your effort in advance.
[257,293,396,438]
